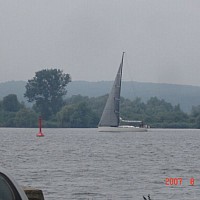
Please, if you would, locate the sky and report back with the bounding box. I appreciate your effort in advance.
[1,0,200,86]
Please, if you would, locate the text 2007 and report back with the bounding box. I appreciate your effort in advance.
[165,178,183,186]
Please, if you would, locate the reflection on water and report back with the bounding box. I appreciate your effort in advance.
[0,128,200,199]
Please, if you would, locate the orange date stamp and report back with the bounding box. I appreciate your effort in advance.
[165,178,195,186]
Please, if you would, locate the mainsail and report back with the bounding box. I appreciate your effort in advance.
[98,52,124,127]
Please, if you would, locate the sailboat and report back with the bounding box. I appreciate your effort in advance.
[98,52,148,132]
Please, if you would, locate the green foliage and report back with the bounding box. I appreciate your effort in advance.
[120,97,146,121]
[60,95,193,128]
[65,94,108,117]
[24,69,71,119]
[2,94,21,112]
[57,100,98,128]
[0,111,16,127]
[14,108,38,127]
[144,97,189,127]
[0,95,38,127]
[1,91,200,128]
[118,96,190,128]
[0,94,22,127]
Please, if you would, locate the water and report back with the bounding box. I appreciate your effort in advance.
[1,128,200,200]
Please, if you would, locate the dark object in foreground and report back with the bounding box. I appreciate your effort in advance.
[0,167,45,200]
[143,194,151,200]
[0,167,28,200]
[23,187,44,200]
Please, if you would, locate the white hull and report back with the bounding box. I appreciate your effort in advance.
[98,126,147,132]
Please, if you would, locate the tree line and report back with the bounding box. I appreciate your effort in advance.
[0,68,200,128]
[1,92,200,128]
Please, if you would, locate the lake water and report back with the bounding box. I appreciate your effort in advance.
[0,128,200,200]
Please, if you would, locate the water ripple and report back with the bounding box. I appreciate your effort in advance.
[0,128,200,199]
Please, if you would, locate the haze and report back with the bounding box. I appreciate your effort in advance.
[1,0,200,86]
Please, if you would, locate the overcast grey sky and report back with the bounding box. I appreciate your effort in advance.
[1,0,200,86]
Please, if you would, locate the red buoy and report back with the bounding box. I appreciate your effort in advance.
[37,116,44,137]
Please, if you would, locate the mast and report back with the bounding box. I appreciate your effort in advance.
[116,52,125,125]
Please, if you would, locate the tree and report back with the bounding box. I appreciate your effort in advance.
[24,69,71,119]
[2,94,21,112]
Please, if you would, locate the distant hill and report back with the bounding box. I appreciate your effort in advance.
[0,80,200,113]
